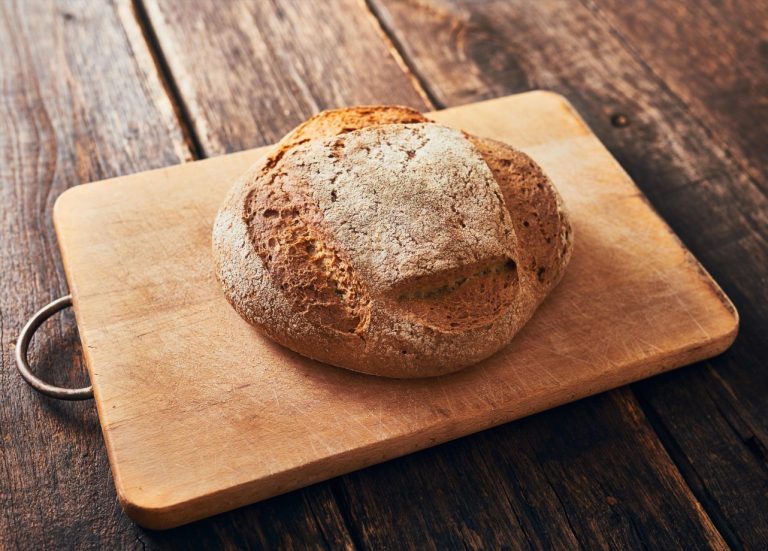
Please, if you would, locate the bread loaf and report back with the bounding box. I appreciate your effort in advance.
[213,106,572,378]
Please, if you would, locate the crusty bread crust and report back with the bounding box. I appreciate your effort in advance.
[212,106,572,378]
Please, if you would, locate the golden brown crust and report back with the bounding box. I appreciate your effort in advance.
[276,106,429,153]
[212,106,572,378]
[469,136,573,290]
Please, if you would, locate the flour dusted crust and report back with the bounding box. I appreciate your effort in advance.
[213,106,572,378]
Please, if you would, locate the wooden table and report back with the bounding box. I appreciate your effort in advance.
[1,1,765,548]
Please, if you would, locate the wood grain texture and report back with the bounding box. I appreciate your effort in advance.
[591,0,768,189]
[53,92,736,532]
[335,389,728,550]
[0,0,354,548]
[141,0,430,155]
[136,485,356,550]
[0,0,186,548]
[370,0,768,545]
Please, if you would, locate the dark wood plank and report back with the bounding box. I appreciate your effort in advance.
[0,0,353,549]
[369,0,768,546]
[138,485,355,550]
[590,0,768,188]
[633,361,768,548]
[141,0,430,155]
[143,0,734,547]
[334,390,726,550]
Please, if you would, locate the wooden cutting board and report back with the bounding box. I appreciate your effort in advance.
[53,91,737,529]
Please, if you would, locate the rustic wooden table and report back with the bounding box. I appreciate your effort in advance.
[1,1,765,549]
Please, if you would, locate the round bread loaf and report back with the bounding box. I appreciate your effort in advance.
[213,106,572,378]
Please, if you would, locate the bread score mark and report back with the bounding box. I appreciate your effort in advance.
[389,257,519,332]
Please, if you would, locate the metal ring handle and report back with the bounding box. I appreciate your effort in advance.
[15,295,93,401]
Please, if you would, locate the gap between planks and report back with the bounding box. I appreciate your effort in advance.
[130,0,205,159]
[360,0,441,110]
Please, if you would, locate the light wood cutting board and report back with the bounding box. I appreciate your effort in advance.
[53,91,738,529]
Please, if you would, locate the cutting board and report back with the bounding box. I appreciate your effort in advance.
[53,91,737,529]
